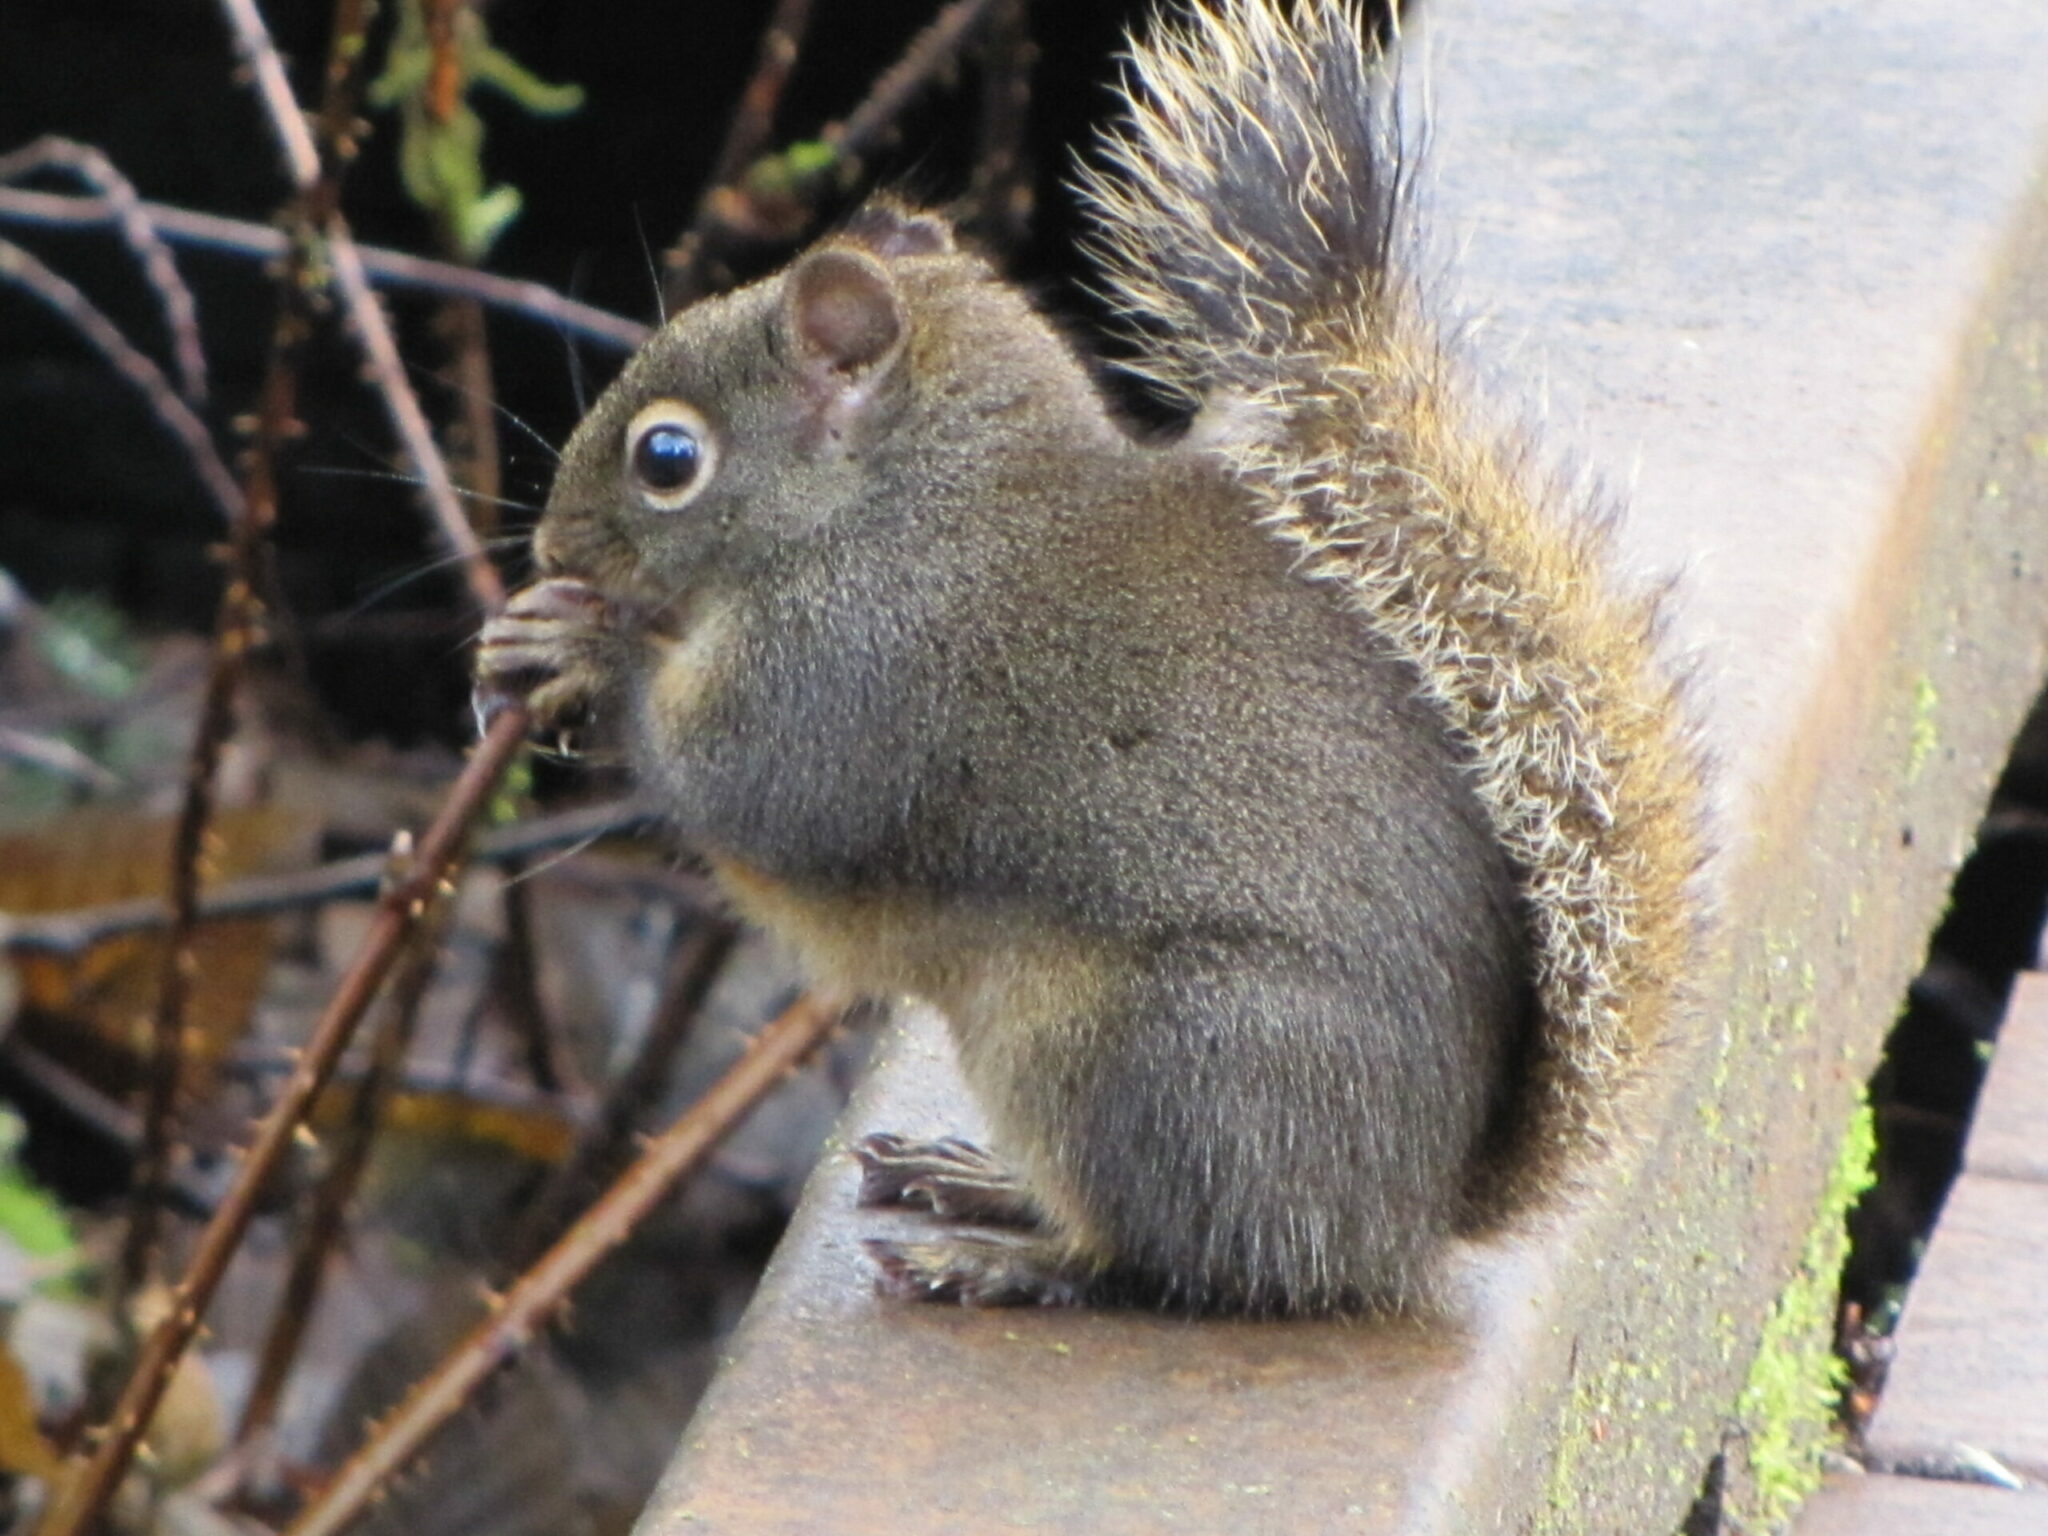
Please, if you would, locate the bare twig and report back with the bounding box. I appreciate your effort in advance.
[328,229,503,613]
[35,711,531,1536]
[235,890,457,1448]
[662,0,1002,306]
[118,563,262,1300]
[0,186,648,349]
[0,798,674,959]
[967,0,1035,250]
[435,293,504,531]
[0,724,122,792]
[0,1041,221,1214]
[663,0,819,306]
[0,136,209,404]
[508,918,739,1264]
[0,238,243,523]
[831,0,1003,171]
[226,1045,588,1125]
[215,0,503,617]
[119,0,391,1317]
[0,1032,582,1175]
[217,0,320,190]
[282,991,841,1536]
[488,871,575,1094]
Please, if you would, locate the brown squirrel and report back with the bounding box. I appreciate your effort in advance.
[475,0,1699,1313]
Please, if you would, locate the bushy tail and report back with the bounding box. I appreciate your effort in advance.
[1080,1,1702,1169]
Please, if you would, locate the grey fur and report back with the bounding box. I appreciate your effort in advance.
[491,230,1528,1311]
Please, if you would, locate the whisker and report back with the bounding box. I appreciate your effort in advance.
[633,203,667,325]
[403,359,564,465]
[339,535,530,622]
[298,462,544,516]
[563,252,596,415]
[501,823,620,887]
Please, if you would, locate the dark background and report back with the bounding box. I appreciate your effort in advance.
[0,0,1165,739]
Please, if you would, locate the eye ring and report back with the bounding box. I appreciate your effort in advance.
[623,399,717,511]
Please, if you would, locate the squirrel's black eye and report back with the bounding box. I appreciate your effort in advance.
[636,425,699,489]
[623,399,717,511]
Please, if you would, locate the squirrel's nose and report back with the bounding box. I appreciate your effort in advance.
[531,522,567,577]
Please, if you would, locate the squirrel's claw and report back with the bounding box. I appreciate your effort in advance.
[863,1234,1091,1308]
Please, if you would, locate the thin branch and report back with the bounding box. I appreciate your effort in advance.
[663,0,819,306]
[0,185,649,349]
[215,0,503,616]
[966,0,1035,250]
[0,1041,222,1214]
[0,798,676,959]
[118,567,261,1300]
[0,724,122,792]
[34,710,531,1536]
[281,992,841,1536]
[217,0,321,190]
[508,918,738,1265]
[487,871,576,1095]
[662,0,1002,306]
[0,136,209,404]
[327,222,503,613]
[831,0,1004,170]
[0,237,243,523]
[235,891,457,1448]
[0,1032,583,1170]
[0,227,255,1305]
[119,0,390,1317]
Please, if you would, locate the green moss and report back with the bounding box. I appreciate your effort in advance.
[1905,675,1940,784]
[1731,1099,1875,1530]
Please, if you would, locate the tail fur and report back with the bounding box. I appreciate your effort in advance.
[1080,0,1702,1168]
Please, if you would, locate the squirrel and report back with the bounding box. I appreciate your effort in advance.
[474,0,1699,1314]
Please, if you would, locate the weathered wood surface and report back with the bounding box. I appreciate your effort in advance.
[1966,971,2048,1185]
[1798,976,2048,1524]
[638,1,2048,1531]
[1854,973,2048,1487]
[1796,1474,2048,1536]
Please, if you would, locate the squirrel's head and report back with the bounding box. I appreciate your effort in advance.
[532,201,1113,608]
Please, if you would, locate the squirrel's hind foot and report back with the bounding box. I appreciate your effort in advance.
[864,1232,1092,1308]
[853,1133,1044,1228]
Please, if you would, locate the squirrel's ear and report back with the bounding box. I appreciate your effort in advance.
[783,247,908,400]
[841,201,956,259]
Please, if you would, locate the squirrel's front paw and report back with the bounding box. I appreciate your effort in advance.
[473,578,617,734]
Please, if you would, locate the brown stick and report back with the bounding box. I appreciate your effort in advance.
[663,0,1002,306]
[488,872,575,1095]
[508,918,739,1265]
[117,563,266,1301]
[966,0,1036,251]
[34,711,531,1536]
[215,0,503,617]
[0,186,650,349]
[216,0,321,189]
[0,798,676,959]
[0,1041,222,1213]
[281,991,840,1536]
[663,0,819,307]
[830,0,1004,170]
[118,0,387,1319]
[235,892,458,1448]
